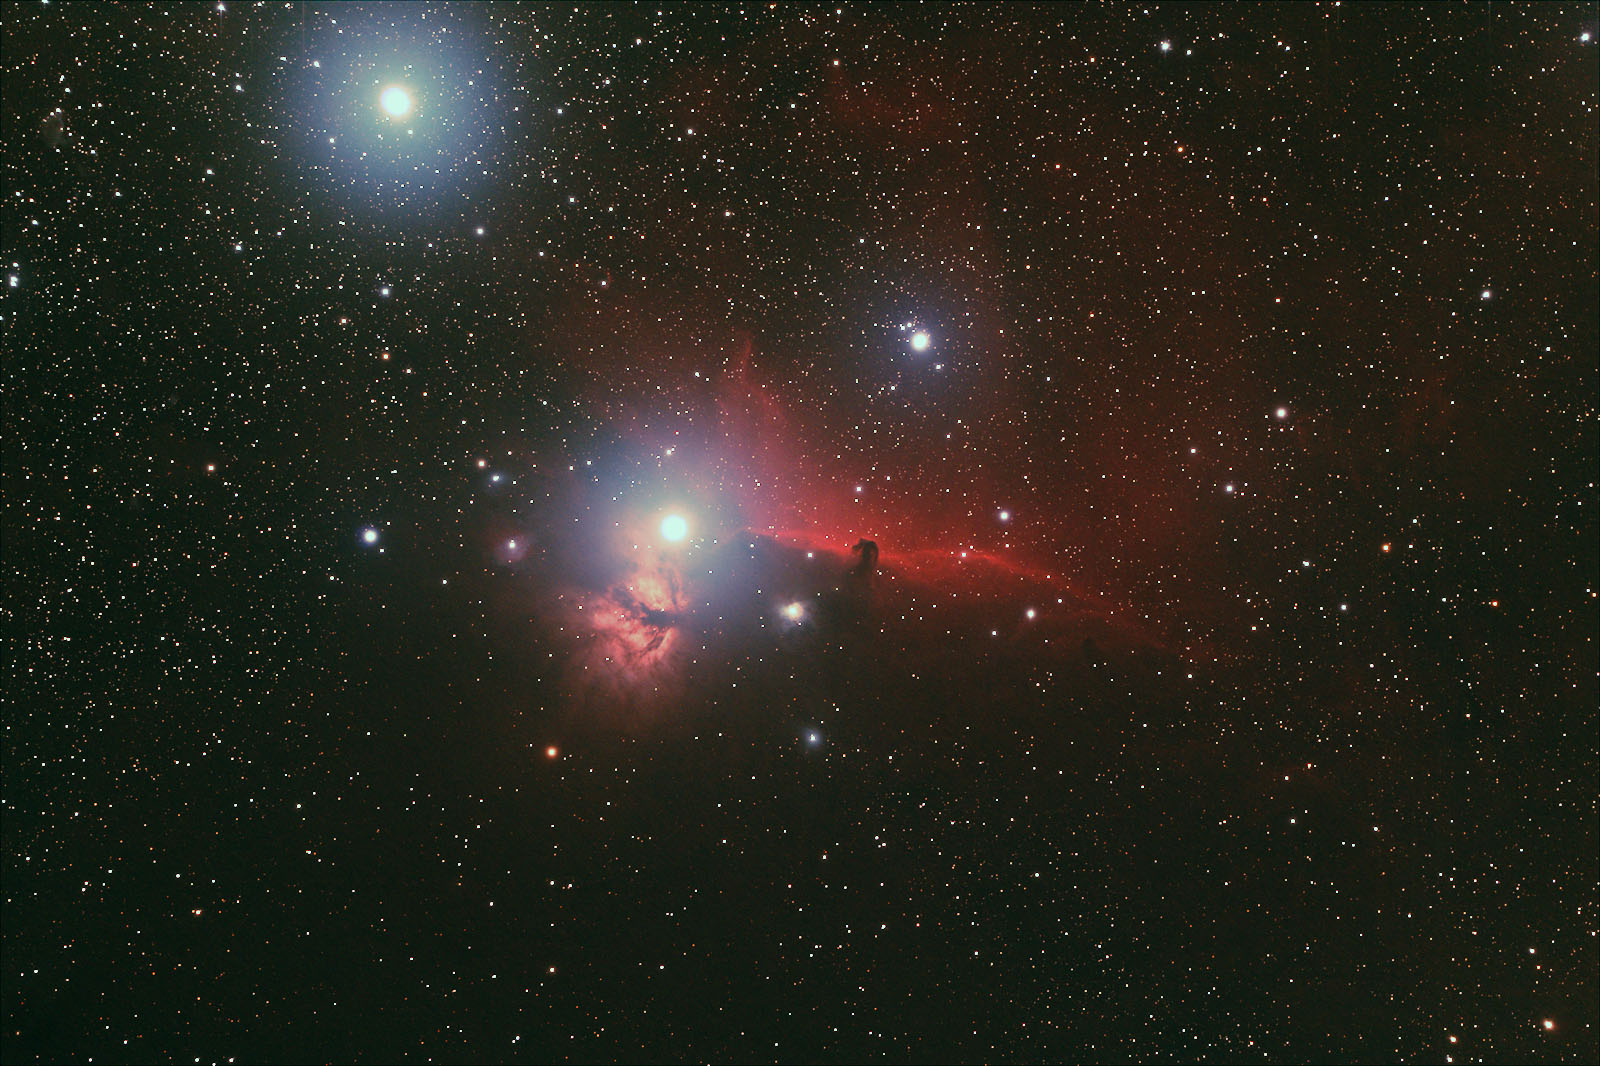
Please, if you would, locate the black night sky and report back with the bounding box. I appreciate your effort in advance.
[4,3,1596,1063]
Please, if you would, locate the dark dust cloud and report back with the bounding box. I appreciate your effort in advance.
[3,3,1596,1063]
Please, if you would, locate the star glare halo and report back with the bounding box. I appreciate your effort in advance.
[283,9,522,207]
[660,513,689,542]
[379,85,413,118]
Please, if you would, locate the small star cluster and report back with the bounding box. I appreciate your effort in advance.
[3,3,1595,1064]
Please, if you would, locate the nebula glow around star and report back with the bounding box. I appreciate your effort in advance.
[276,6,526,206]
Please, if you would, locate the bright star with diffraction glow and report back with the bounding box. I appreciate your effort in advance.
[380,86,412,117]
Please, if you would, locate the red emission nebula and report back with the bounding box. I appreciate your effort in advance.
[494,321,1167,717]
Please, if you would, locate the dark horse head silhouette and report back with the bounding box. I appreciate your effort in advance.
[851,539,879,578]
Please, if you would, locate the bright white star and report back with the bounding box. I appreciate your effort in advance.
[380,86,412,118]
[361,528,379,545]
[660,514,688,542]
[910,331,931,352]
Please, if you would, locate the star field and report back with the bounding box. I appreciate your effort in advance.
[3,3,1596,1063]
